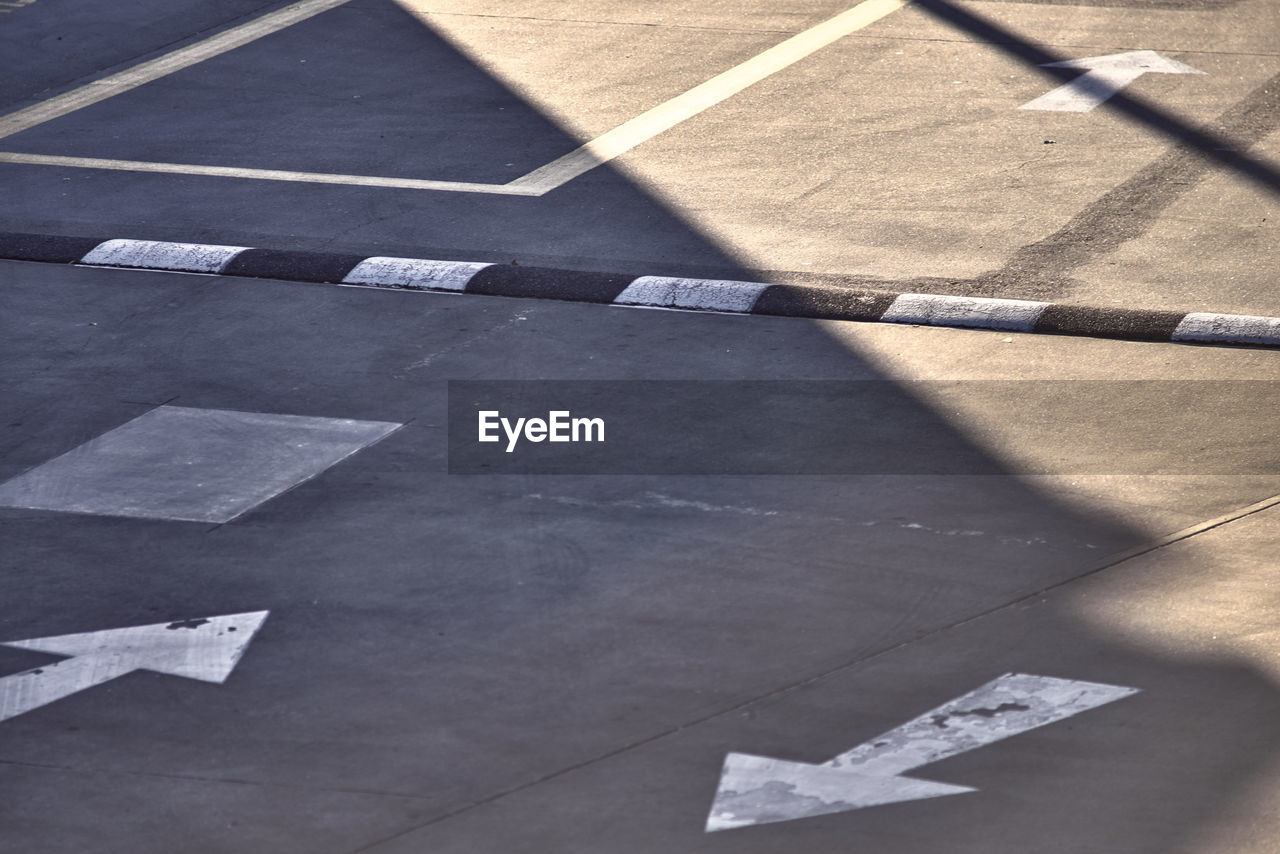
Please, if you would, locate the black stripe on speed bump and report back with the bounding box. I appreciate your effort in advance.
[1033,305,1187,342]
[753,284,897,321]
[221,249,366,283]
[465,264,635,303]
[0,231,105,264]
[2,231,1278,348]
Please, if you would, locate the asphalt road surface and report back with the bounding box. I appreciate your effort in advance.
[1,2,1278,853]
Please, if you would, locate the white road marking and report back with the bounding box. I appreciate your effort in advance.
[80,238,249,273]
[0,0,909,193]
[342,257,492,290]
[0,406,402,523]
[1019,51,1205,113]
[880,293,1049,331]
[0,152,542,195]
[0,611,268,723]
[707,673,1138,831]
[0,0,354,140]
[613,276,769,313]
[1172,312,1280,345]
[507,0,910,192]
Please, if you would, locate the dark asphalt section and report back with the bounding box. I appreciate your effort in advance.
[0,0,286,109]
[3,260,1277,853]
[0,0,751,279]
[3,0,596,183]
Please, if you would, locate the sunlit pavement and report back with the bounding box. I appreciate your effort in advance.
[1,0,1278,851]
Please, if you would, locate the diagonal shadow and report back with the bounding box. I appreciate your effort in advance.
[0,2,1277,853]
[913,0,1280,196]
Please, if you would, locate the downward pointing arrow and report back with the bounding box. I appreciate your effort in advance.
[706,673,1138,831]
[0,611,268,723]
[1019,50,1205,112]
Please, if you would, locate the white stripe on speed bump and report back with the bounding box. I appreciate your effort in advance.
[342,257,491,291]
[80,239,249,273]
[880,293,1049,331]
[614,276,769,313]
[1172,312,1280,345]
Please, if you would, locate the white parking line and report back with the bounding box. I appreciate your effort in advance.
[507,0,911,192]
[0,0,909,193]
[0,151,543,195]
[0,0,354,140]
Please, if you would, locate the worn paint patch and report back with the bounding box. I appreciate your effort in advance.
[0,406,401,522]
[707,673,1138,831]
[614,276,770,313]
[342,257,490,291]
[0,611,268,722]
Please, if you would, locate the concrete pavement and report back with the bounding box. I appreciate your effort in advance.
[1,0,1277,850]
[1,258,1278,852]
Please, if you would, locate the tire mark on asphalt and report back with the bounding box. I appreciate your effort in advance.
[971,69,1280,302]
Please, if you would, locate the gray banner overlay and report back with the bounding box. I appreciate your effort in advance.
[448,381,1280,475]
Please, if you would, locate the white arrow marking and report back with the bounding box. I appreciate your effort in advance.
[707,672,1138,831]
[1019,50,1205,113]
[0,611,268,723]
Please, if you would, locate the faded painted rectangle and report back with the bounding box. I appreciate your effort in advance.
[0,406,401,522]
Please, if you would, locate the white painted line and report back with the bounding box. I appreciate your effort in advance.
[707,673,1138,831]
[613,276,769,313]
[80,238,249,273]
[880,293,1049,331]
[342,257,491,291]
[0,152,542,195]
[0,406,402,523]
[1172,312,1280,345]
[1019,51,1205,113]
[0,0,354,140]
[0,611,268,723]
[507,0,910,192]
[0,0,908,193]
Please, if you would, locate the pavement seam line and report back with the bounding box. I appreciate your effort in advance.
[340,490,1280,847]
[2,232,1278,347]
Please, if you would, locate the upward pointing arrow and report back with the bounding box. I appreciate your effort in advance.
[706,673,1138,832]
[1019,50,1205,113]
[0,611,268,723]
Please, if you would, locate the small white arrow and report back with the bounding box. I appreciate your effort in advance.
[706,672,1138,831]
[1019,50,1205,113]
[0,611,268,723]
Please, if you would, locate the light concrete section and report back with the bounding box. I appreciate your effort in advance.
[1072,131,1279,316]
[1,0,1275,314]
[621,0,1274,289]
[0,405,401,522]
[503,0,909,191]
